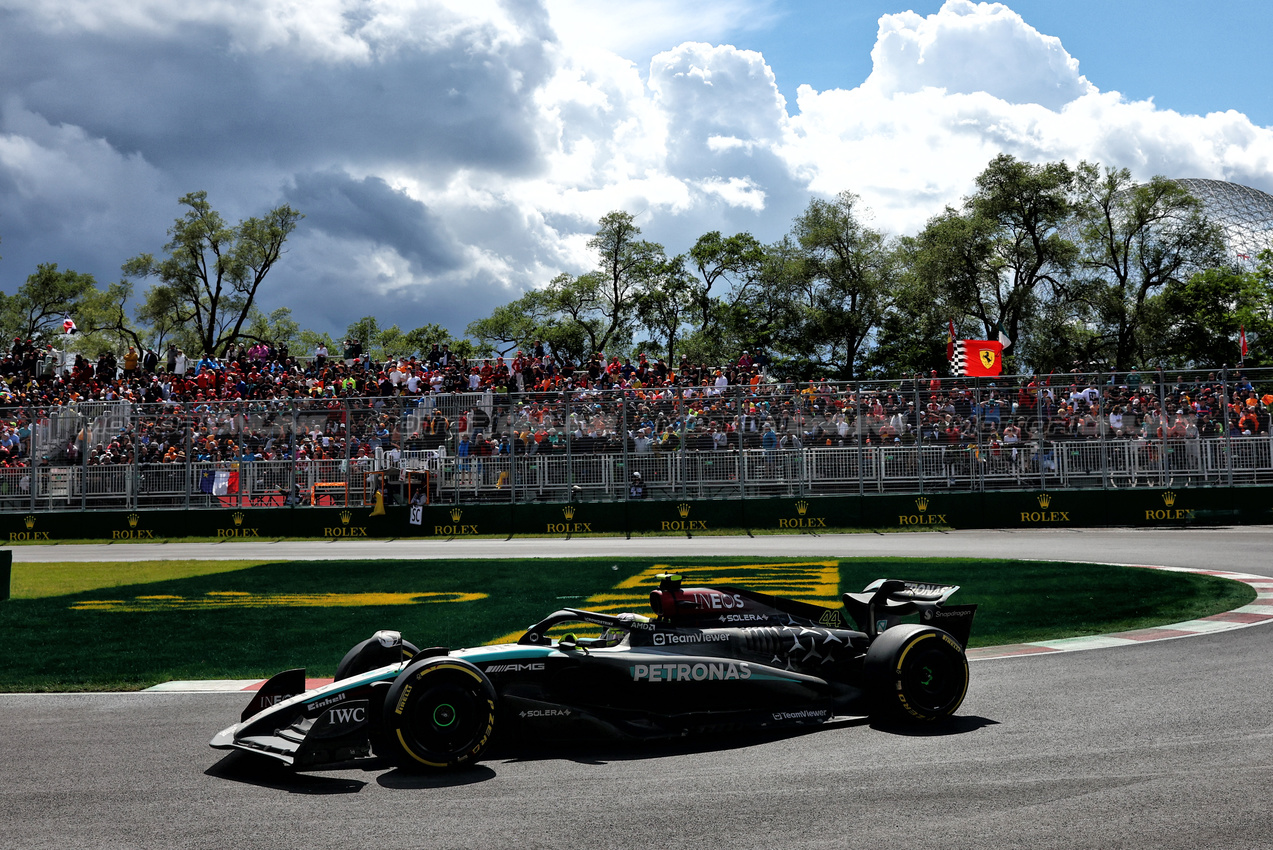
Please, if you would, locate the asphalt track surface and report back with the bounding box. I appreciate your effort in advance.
[4,529,1273,850]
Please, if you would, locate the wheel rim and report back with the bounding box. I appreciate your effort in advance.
[433,703,456,727]
[405,681,484,755]
[902,646,965,713]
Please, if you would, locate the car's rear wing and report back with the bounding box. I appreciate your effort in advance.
[843,579,977,646]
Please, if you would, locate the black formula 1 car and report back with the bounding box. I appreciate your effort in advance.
[211,574,976,771]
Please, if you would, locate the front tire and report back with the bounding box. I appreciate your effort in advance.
[864,624,969,722]
[379,657,497,770]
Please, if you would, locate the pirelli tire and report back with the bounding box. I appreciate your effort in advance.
[333,636,421,682]
[380,657,497,770]
[864,624,969,722]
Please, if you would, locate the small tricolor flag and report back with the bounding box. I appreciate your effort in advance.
[199,469,239,495]
[63,315,77,335]
[996,321,1012,350]
[950,340,1004,377]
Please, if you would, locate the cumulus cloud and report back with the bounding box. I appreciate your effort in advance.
[865,0,1092,109]
[0,0,1271,342]
[782,1,1273,234]
[284,169,463,274]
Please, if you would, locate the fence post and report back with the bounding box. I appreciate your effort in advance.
[856,384,864,496]
[678,384,688,501]
[620,390,631,538]
[1156,369,1168,486]
[1221,368,1233,487]
[565,395,573,502]
[914,378,925,495]
[1037,381,1046,492]
[81,407,89,512]
[736,384,746,505]
[183,401,192,510]
[28,407,37,512]
[1099,377,1110,489]
[131,408,139,511]
[509,400,517,507]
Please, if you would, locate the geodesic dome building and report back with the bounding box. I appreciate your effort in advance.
[1174,178,1273,266]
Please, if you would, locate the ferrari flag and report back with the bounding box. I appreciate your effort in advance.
[950,339,1004,377]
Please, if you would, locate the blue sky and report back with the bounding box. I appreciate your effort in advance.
[751,1,1273,126]
[1,0,1270,342]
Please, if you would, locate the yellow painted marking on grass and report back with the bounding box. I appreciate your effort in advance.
[70,591,488,612]
[486,560,841,645]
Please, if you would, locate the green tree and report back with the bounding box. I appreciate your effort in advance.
[0,263,101,342]
[859,255,950,379]
[1072,165,1226,370]
[911,154,1077,372]
[687,230,765,337]
[0,264,140,356]
[467,211,664,364]
[580,211,665,356]
[1154,254,1273,368]
[635,256,697,362]
[244,306,301,354]
[122,191,302,357]
[790,191,897,379]
[467,287,586,362]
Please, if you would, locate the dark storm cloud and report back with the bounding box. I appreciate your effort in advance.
[0,10,554,177]
[276,250,524,341]
[284,170,462,273]
[0,2,558,324]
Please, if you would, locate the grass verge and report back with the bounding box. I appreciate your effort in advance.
[0,556,1253,692]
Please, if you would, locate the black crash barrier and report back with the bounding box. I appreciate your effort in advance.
[2,485,1270,542]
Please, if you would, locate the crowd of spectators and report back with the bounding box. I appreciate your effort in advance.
[1,333,1271,485]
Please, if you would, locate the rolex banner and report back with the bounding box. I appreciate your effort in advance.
[950,339,1004,377]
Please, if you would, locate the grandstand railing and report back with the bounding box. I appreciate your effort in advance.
[3,365,1271,510]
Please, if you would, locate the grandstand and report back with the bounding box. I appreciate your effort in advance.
[4,367,1273,512]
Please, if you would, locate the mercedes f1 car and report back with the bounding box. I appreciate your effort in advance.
[210,574,976,771]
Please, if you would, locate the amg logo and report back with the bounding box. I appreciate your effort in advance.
[630,662,752,682]
[485,662,546,673]
[652,631,730,646]
[307,692,348,711]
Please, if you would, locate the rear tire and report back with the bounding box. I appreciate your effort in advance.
[864,624,968,722]
[379,657,497,770]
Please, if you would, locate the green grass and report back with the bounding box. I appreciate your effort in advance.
[0,557,1253,692]
[11,559,269,598]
